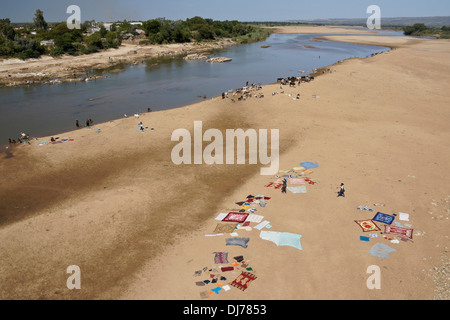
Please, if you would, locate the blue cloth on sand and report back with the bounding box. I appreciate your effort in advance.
[369,243,396,258]
[372,212,395,225]
[300,162,319,169]
[260,231,303,250]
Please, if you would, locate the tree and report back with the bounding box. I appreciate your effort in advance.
[173,24,191,43]
[54,33,76,54]
[159,21,173,42]
[0,18,16,41]
[195,24,215,41]
[99,26,108,38]
[49,22,71,38]
[142,19,162,35]
[105,31,122,48]
[33,9,48,30]
[85,33,103,49]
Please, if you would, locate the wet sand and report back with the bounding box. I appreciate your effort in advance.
[0,26,449,300]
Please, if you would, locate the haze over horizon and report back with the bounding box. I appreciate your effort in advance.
[1,0,449,23]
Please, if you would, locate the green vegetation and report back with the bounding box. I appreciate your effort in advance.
[403,23,450,39]
[0,18,46,59]
[140,17,272,45]
[1,11,272,60]
[1,10,123,59]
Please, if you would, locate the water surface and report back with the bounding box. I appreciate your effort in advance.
[0,33,391,145]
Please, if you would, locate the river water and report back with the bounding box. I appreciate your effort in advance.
[0,32,395,146]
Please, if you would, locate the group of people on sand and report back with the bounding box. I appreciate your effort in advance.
[75,119,94,129]
[8,132,31,145]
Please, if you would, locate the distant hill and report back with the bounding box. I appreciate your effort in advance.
[284,16,450,28]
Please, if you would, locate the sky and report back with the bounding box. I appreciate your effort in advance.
[1,0,449,23]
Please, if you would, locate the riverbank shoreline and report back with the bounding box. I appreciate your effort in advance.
[0,27,449,300]
[0,26,381,88]
[0,39,236,87]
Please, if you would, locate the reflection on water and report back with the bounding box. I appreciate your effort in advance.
[0,33,391,145]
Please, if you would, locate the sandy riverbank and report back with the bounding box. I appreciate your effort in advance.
[0,26,449,301]
[0,39,235,87]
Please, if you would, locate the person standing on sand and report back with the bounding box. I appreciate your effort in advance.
[337,183,345,197]
[281,178,287,194]
[76,120,80,129]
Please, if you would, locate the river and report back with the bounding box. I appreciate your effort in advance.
[0,32,396,146]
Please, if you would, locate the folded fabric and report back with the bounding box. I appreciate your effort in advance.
[225,237,250,248]
[300,162,319,169]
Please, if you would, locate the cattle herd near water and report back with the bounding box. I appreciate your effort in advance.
[221,75,315,102]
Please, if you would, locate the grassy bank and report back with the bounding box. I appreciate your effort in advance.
[403,23,450,39]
